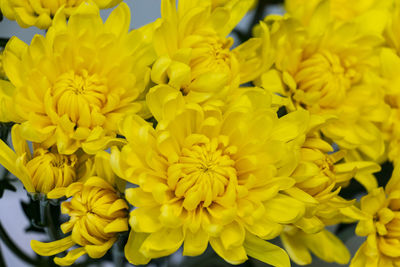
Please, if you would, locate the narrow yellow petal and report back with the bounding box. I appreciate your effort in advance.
[53,247,86,266]
[0,139,34,192]
[244,233,290,267]
[104,2,130,37]
[281,232,312,265]
[85,238,116,259]
[303,230,350,264]
[31,236,74,256]
[104,218,128,234]
[47,187,67,199]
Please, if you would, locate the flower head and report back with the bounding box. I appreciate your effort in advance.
[26,147,77,194]
[151,0,269,103]
[257,5,389,160]
[0,124,79,196]
[351,166,400,266]
[280,116,380,265]
[1,3,155,154]
[285,0,392,27]
[380,45,400,164]
[0,0,122,29]
[31,177,129,265]
[112,86,309,266]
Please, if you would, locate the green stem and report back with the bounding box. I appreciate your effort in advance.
[0,244,6,267]
[0,221,38,265]
[45,202,59,241]
[39,199,48,227]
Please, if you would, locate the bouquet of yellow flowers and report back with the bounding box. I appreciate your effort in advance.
[0,0,399,266]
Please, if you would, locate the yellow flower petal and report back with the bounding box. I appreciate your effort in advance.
[31,236,74,256]
[46,187,67,199]
[124,231,151,265]
[281,232,312,265]
[130,207,163,233]
[146,84,185,122]
[140,228,184,258]
[85,238,116,258]
[263,194,305,224]
[54,247,87,266]
[104,218,128,234]
[302,230,350,264]
[220,221,245,250]
[244,233,290,267]
[210,237,248,265]
[0,138,34,192]
[183,229,209,256]
[104,3,130,37]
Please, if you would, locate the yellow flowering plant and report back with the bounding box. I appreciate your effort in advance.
[0,0,398,267]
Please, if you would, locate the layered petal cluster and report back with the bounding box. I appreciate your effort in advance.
[0,0,122,29]
[257,1,389,160]
[0,124,78,196]
[31,177,129,265]
[285,0,393,27]
[1,2,154,154]
[281,116,380,265]
[112,86,309,266]
[151,0,270,104]
[379,49,400,164]
[351,166,400,267]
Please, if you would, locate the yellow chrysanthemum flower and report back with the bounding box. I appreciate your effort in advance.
[0,3,154,154]
[151,0,270,104]
[285,0,392,30]
[0,123,123,197]
[111,85,309,266]
[350,166,400,267]
[0,124,77,196]
[31,177,129,266]
[257,4,389,161]
[281,117,380,265]
[379,49,400,164]
[0,0,122,29]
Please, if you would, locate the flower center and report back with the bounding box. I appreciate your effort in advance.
[168,136,236,211]
[52,70,107,126]
[294,51,355,109]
